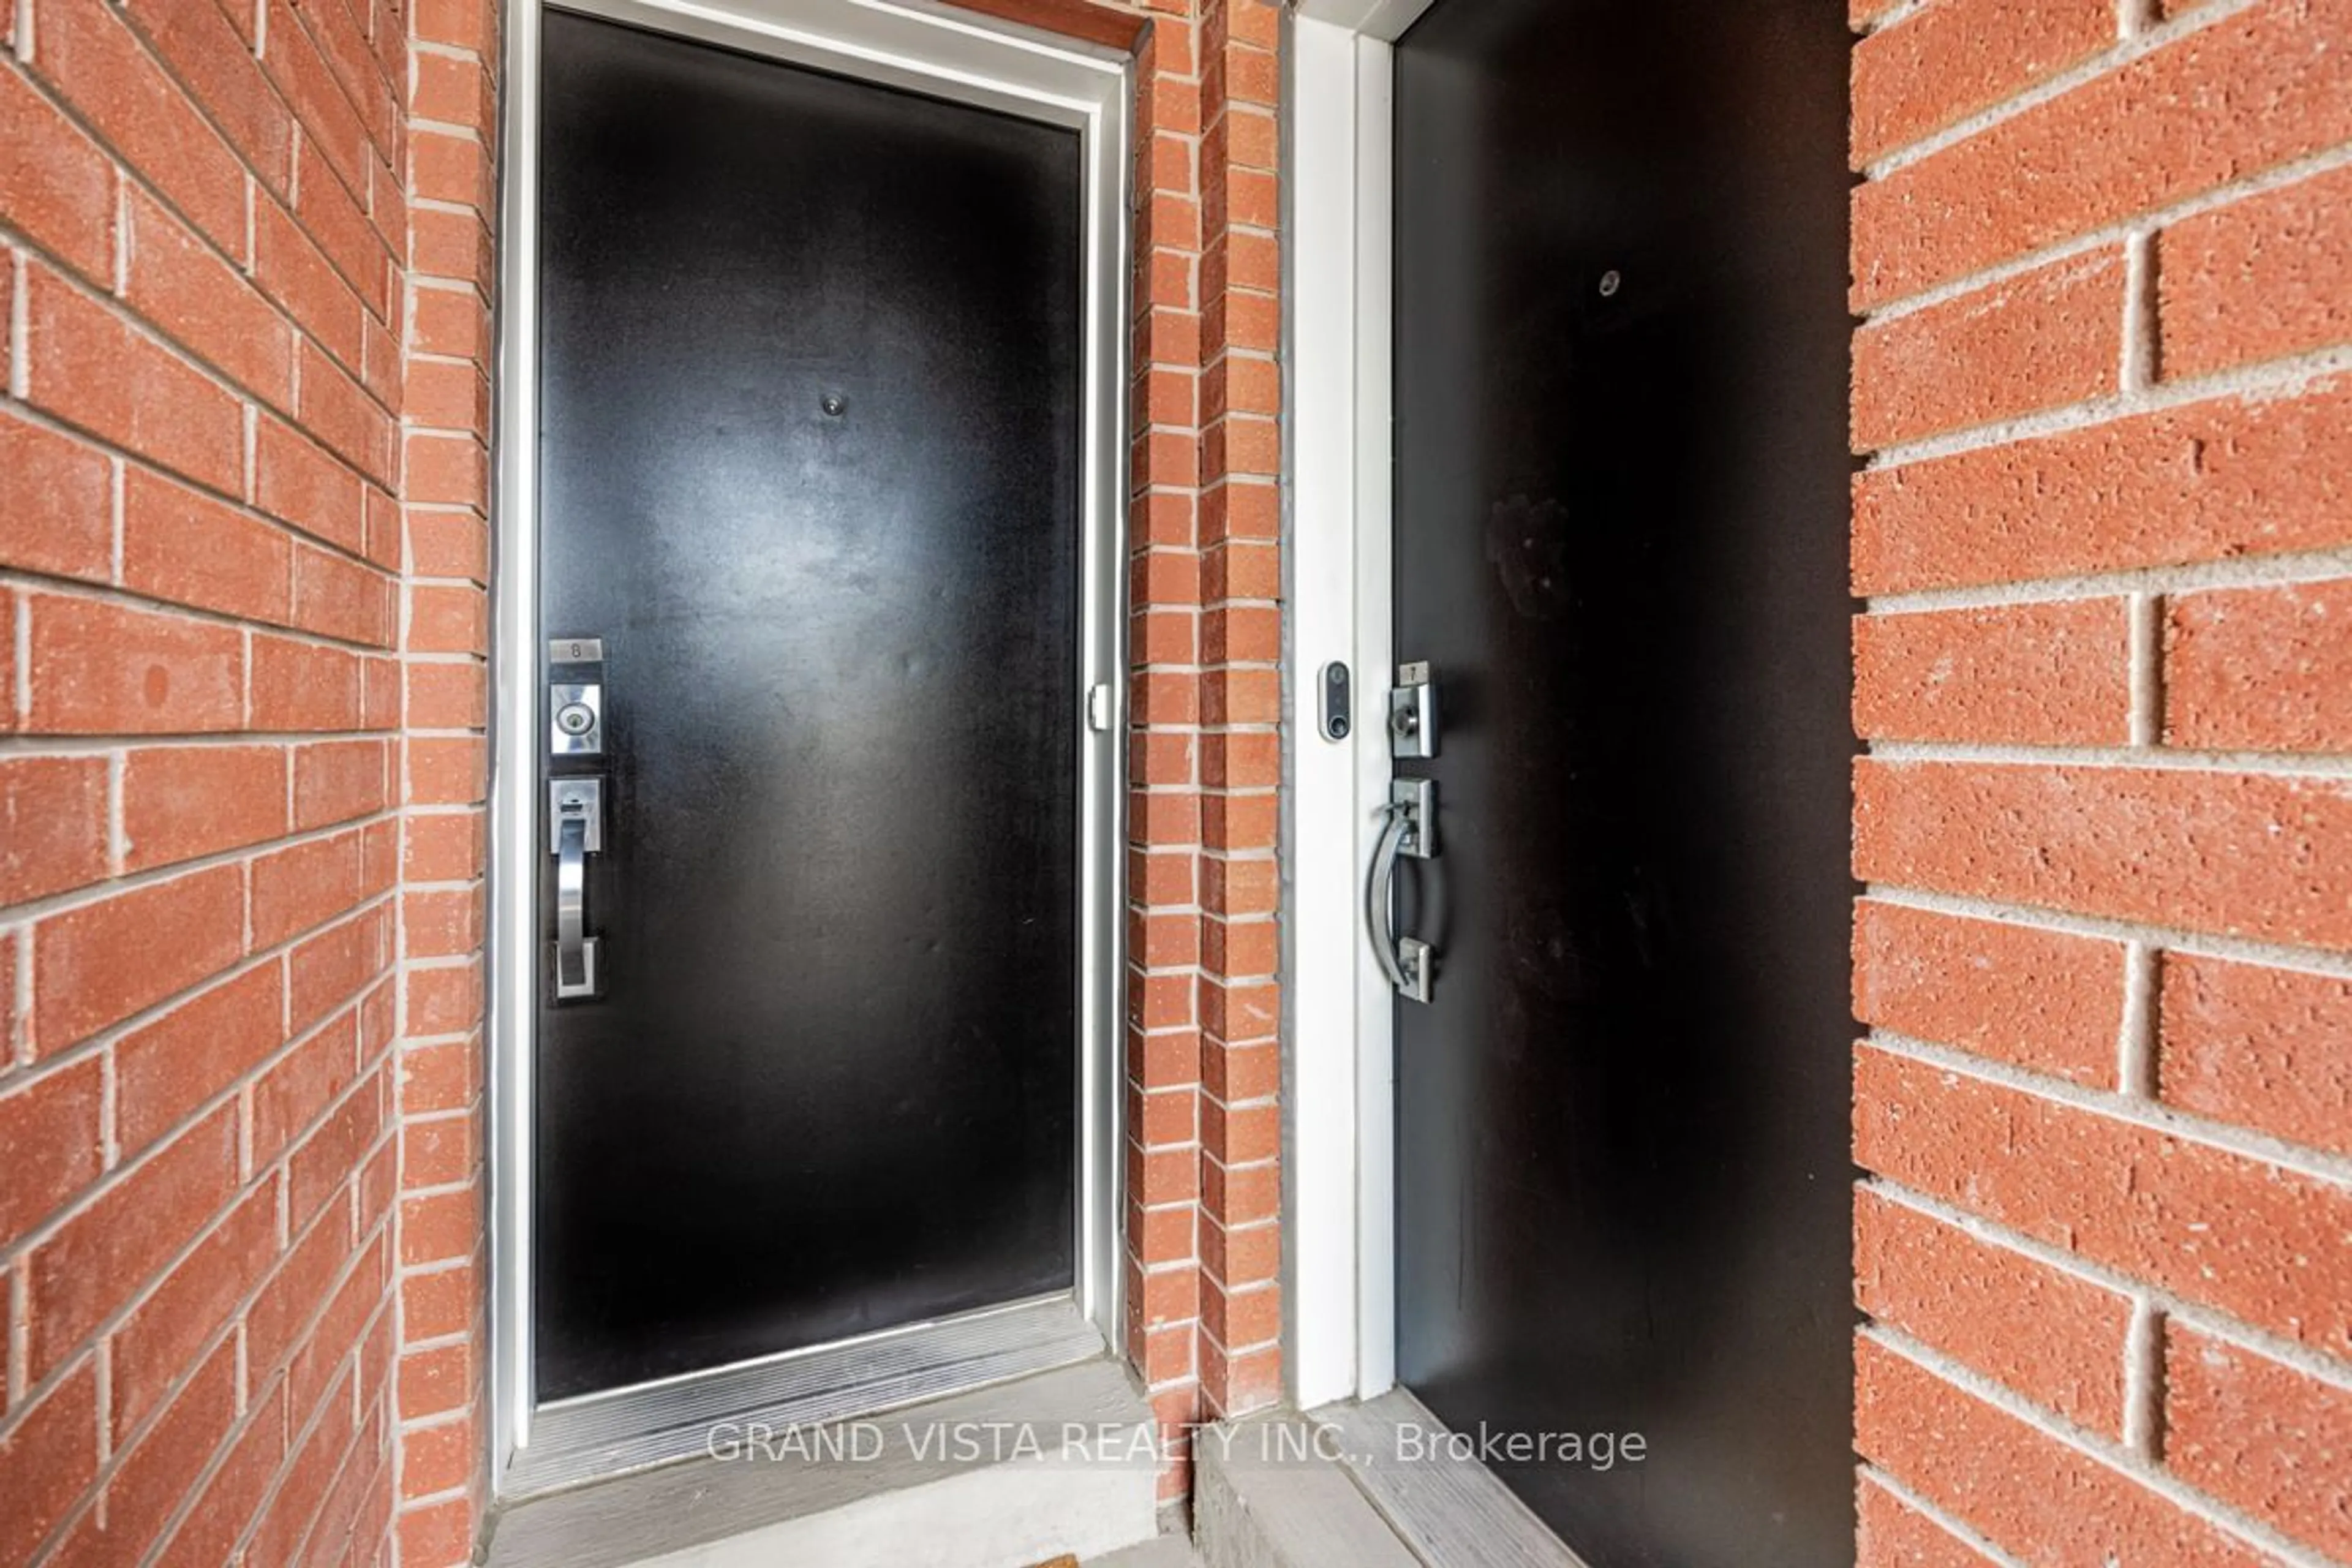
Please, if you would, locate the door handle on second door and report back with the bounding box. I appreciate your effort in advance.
[1366,777,1435,1004]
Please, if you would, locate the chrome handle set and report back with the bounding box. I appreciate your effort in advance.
[549,637,609,1003]
[1367,660,1441,1005]
[551,778,604,1000]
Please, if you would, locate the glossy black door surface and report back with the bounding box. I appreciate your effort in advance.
[535,10,1082,1401]
[1390,0,1855,1562]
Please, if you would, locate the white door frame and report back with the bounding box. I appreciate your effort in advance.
[1281,0,1433,1411]
[490,0,1131,1494]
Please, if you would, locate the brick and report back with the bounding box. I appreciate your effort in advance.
[398,1259,478,1344]
[0,409,113,583]
[0,1364,100,1568]
[0,65,116,281]
[122,188,295,407]
[2158,953,2352,1159]
[1855,1043,2352,1355]
[33,865,245,1050]
[401,1107,479,1189]
[411,50,495,132]
[289,1076,382,1231]
[122,744,290,871]
[410,206,494,291]
[361,655,400,729]
[285,1232,386,1417]
[56,1341,238,1564]
[408,510,489,582]
[410,126,489,213]
[259,1,375,202]
[1857,1474,2000,1567]
[404,357,489,436]
[405,662,487,729]
[294,738,389,829]
[26,1106,238,1379]
[1853,0,2352,309]
[255,195,368,373]
[23,266,246,499]
[246,1365,355,1568]
[121,468,295,625]
[254,1012,361,1174]
[292,542,395,647]
[1852,250,2124,450]
[0,755,109,905]
[25,593,244,736]
[251,827,366,947]
[1852,899,2125,1086]
[409,584,487,657]
[2158,162,2352,380]
[2165,1322,2352,1561]
[399,1185,479,1267]
[31,0,249,257]
[0,1055,104,1249]
[1851,0,2113,168]
[249,1204,356,1381]
[1854,600,2132,746]
[116,964,285,1159]
[1855,759,2352,949]
[289,908,389,1031]
[153,1382,287,1568]
[290,139,394,324]
[251,634,366,731]
[403,809,483,881]
[407,736,486,805]
[1858,1336,2271,1567]
[118,0,295,189]
[1853,385,2352,594]
[256,417,369,556]
[406,961,482,1036]
[411,285,488,361]
[1855,1188,2131,1434]
[398,1035,482,1119]
[2163,579,2352,753]
[107,1185,276,1433]
[295,342,395,489]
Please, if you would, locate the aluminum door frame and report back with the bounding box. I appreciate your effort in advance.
[490,0,1132,1493]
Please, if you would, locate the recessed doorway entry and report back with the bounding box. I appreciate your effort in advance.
[1290,0,1855,1561]
[488,0,1131,1494]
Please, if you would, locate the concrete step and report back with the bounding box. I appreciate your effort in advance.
[1196,1392,1586,1568]
[484,1359,1161,1568]
[1086,1534,1202,1567]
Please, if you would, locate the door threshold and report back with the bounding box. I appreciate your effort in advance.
[1196,1390,1588,1568]
[504,1293,1102,1498]
[485,1357,1159,1568]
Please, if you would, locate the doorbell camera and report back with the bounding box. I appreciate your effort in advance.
[1322,662,1352,742]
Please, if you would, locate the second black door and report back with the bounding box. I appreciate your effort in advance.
[533,10,1084,1402]
[1390,0,1856,1562]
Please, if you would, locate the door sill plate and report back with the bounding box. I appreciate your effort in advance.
[504,1292,1102,1498]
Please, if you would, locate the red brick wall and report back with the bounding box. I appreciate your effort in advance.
[390,0,499,1562]
[1847,1,2352,1563]
[1118,0,1288,1502]
[0,0,413,1561]
[0,0,1276,1556]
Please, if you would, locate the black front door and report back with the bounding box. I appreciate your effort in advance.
[1389,0,1855,1562]
[533,10,1083,1402]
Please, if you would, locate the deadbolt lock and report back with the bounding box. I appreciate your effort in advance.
[1389,661,1439,759]
[548,638,606,758]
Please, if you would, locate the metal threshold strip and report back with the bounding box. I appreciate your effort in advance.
[503,1292,1104,1498]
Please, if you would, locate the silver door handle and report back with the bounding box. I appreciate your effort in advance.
[1366,779,1434,1004]
[551,778,603,1000]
